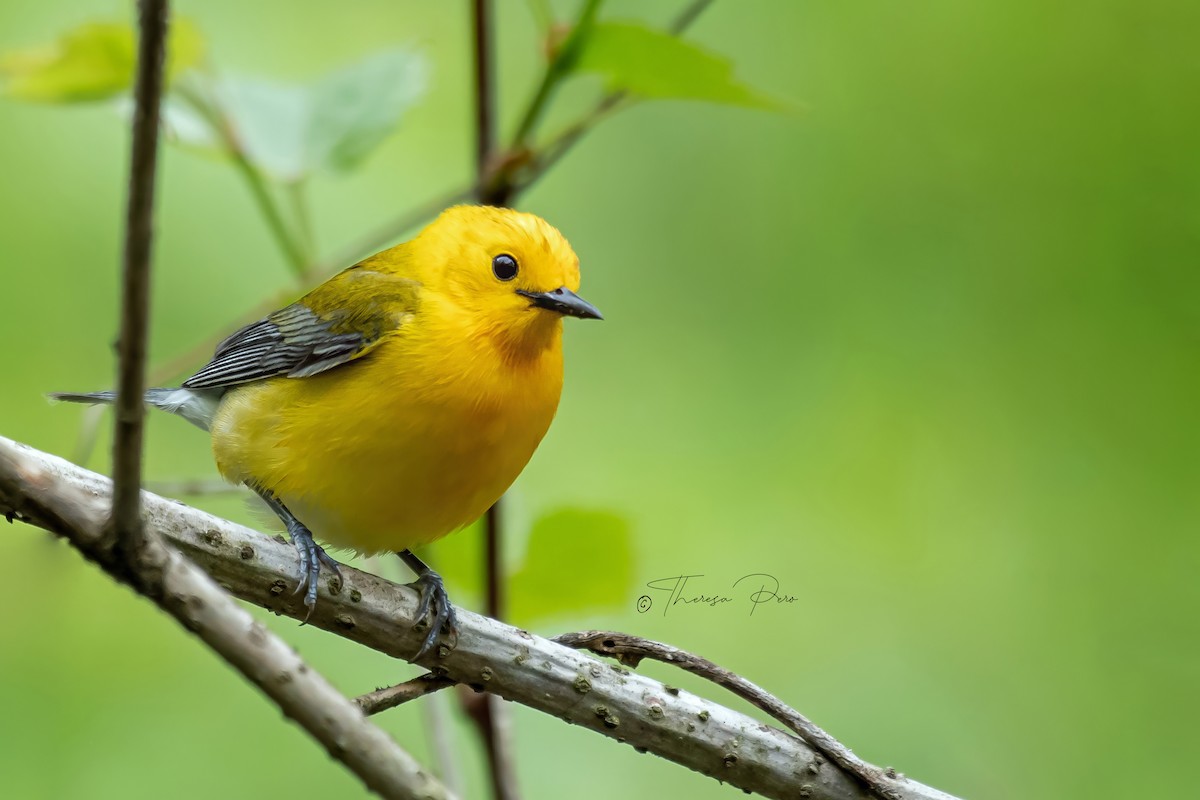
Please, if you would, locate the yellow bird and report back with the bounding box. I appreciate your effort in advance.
[55,205,601,657]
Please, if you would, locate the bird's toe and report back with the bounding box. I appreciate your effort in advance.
[287,522,339,622]
[411,570,456,660]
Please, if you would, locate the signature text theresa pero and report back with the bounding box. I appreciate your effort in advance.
[637,573,798,616]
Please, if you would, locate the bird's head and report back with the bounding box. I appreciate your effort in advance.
[415,205,601,356]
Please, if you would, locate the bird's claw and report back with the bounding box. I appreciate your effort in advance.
[287,522,341,622]
[411,569,457,660]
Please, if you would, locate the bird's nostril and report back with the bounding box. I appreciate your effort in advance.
[553,288,563,295]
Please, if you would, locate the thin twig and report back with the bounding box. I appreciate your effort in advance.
[288,178,317,264]
[669,0,716,34]
[174,80,308,275]
[110,0,168,558]
[70,405,106,467]
[509,92,627,195]
[472,0,496,181]
[423,690,467,798]
[509,0,603,148]
[227,148,307,274]
[553,631,900,800]
[356,673,456,716]
[483,502,504,619]
[366,628,909,800]
[472,505,521,800]
[508,0,714,194]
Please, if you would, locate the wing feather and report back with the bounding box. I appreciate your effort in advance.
[182,269,419,391]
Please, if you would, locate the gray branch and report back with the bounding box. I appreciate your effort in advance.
[1,434,961,800]
[0,435,452,800]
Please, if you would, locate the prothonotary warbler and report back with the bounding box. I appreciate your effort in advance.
[54,205,602,657]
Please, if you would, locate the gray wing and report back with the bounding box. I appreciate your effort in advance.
[182,269,418,391]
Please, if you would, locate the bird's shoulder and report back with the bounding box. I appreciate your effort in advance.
[294,264,422,338]
[182,266,421,390]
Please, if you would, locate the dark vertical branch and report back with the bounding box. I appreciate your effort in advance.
[466,1,722,797]
[472,0,495,183]
[474,0,513,208]
[484,503,504,618]
[468,4,521,800]
[466,501,521,799]
[110,0,168,557]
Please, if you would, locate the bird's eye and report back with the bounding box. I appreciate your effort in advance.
[492,253,519,281]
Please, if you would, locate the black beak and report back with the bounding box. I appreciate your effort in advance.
[516,287,603,320]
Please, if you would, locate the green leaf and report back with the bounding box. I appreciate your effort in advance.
[157,95,222,151]
[509,508,634,626]
[525,0,556,33]
[204,48,426,182]
[307,49,429,173]
[569,21,783,109]
[1,19,204,103]
[213,77,309,179]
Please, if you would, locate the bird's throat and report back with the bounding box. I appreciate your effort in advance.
[485,312,564,368]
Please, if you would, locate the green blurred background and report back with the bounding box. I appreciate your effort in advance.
[2,1,1197,798]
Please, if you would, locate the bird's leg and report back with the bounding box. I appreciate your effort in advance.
[398,549,457,659]
[252,486,342,619]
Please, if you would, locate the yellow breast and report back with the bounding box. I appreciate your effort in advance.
[209,298,564,554]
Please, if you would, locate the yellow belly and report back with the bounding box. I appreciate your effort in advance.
[208,332,563,554]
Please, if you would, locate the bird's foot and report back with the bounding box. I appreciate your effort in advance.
[287,521,342,621]
[411,568,457,660]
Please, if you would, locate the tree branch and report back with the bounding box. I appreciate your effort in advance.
[357,674,456,716]
[472,0,496,182]
[173,80,310,275]
[111,0,168,558]
[0,436,961,800]
[670,0,716,34]
[1,449,451,799]
[509,0,603,149]
[552,632,899,800]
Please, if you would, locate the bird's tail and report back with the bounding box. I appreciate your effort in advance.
[50,387,219,431]
[50,390,118,405]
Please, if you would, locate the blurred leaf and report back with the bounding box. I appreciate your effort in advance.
[158,95,222,151]
[568,21,783,109]
[525,0,556,33]
[1,19,204,103]
[509,508,633,625]
[110,91,227,159]
[206,48,426,182]
[214,77,309,178]
[308,49,428,172]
